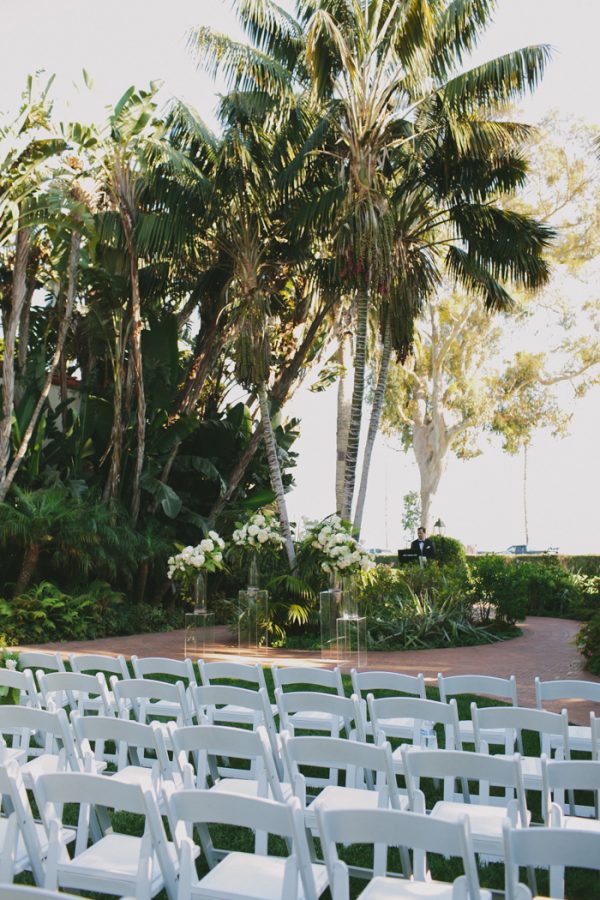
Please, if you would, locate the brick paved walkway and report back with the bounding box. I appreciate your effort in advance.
[24,616,598,724]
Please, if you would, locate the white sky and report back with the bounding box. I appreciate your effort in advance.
[1,0,599,553]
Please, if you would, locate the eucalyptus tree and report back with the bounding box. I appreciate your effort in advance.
[190,0,552,523]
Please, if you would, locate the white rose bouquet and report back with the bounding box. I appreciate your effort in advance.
[167,531,226,600]
[307,514,374,577]
[232,511,285,551]
[0,642,20,703]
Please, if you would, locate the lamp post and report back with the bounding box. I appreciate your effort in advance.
[434,518,445,536]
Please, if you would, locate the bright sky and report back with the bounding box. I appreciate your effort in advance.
[1,0,599,553]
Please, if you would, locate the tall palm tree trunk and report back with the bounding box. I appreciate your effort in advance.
[0,225,31,493]
[335,329,352,512]
[15,541,40,596]
[340,291,369,521]
[257,381,296,569]
[353,321,392,535]
[128,250,146,524]
[103,325,126,502]
[0,231,81,502]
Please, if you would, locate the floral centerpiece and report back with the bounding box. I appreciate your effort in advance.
[0,641,20,705]
[232,510,285,588]
[167,531,226,608]
[308,514,374,578]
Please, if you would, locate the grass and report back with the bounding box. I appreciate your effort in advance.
[9,669,600,899]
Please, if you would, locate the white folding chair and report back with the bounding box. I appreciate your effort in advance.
[317,805,491,899]
[351,669,426,739]
[37,671,113,716]
[0,668,38,709]
[276,690,365,743]
[111,677,192,725]
[72,712,179,802]
[169,722,289,855]
[191,684,282,776]
[472,705,570,791]
[592,711,600,760]
[402,747,530,859]
[0,759,75,886]
[69,652,129,680]
[535,677,600,753]
[503,821,600,899]
[199,660,277,721]
[368,696,462,771]
[438,673,520,750]
[132,656,197,715]
[541,756,600,825]
[0,705,83,786]
[281,732,407,839]
[18,651,65,677]
[272,665,346,734]
[33,771,178,900]
[165,788,328,899]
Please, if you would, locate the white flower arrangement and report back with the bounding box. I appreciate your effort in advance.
[232,511,285,551]
[308,514,374,576]
[167,531,226,597]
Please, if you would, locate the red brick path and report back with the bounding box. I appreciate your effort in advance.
[24,616,598,724]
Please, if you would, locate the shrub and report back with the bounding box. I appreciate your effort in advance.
[0,581,181,645]
[576,611,600,675]
[430,535,467,568]
[518,560,586,617]
[469,555,528,625]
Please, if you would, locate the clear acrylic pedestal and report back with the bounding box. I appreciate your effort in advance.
[320,588,343,661]
[238,588,269,654]
[184,609,215,658]
[336,615,367,668]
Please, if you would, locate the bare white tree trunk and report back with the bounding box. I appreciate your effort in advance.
[0,225,31,492]
[0,231,81,502]
[340,291,368,521]
[127,241,146,525]
[523,442,529,546]
[257,381,296,568]
[335,329,353,512]
[353,321,392,535]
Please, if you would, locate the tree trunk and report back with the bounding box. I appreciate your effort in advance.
[353,321,392,535]
[0,225,31,491]
[523,442,529,546]
[208,427,264,524]
[340,291,369,521]
[15,542,40,596]
[128,250,146,525]
[16,279,36,401]
[103,327,126,502]
[257,381,296,569]
[413,420,448,534]
[0,232,81,503]
[335,330,353,513]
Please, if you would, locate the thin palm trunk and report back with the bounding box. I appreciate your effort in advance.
[0,231,81,503]
[0,225,31,492]
[335,330,353,513]
[523,442,529,546]
[257,381,296,569]
[340,290,369,521]
[353,321,392,535]
[128,250,146,524]
[16,279,36,399]
[15,541,40,596]
[103,325,126,502]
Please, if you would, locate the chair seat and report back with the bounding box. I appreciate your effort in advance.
[373,717,417,739]
[191,850,328,899]
[306,786,408,829]
[458,721,508,747]
[431,801,531,861]
[287,711,346,734]
[359,875,492,898]
[562,815,600,832]
[210,778,294,802]
[548,725,591,753]
[21,755,106,787]
[0,746,26,765]
[208,702,279,722]
[56,832,177,895]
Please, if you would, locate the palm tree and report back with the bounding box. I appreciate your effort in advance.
[191,0,552,524]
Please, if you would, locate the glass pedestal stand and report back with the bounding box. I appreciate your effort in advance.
[238,588,269,654]
[320,588,343,661]
[184,609,215,658]
[336,615,367,668]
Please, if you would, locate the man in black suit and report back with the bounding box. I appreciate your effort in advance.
[410,526,435,561]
